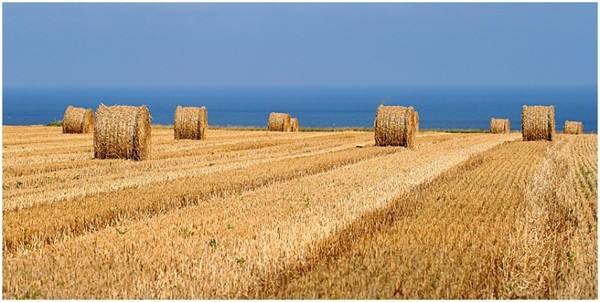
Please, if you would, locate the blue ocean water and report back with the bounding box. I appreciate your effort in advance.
[2,85,597,132]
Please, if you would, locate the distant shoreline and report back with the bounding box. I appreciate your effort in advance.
[6,123,597,134]
[6,123,492,134]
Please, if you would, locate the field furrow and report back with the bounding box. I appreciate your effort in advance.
[3,142,92,156]
[3,132,518,299]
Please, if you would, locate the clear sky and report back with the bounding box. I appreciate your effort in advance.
[3,3,597,88]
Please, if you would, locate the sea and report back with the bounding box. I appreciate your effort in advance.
[2,85,597,132]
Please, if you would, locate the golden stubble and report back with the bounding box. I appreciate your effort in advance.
[269,135,597,299]
[3,127,516,299]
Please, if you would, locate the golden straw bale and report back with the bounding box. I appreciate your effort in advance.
[564,120,583,134]
[268,112,291,132]
[174,106,208,140]
[521,105,555,141]
[414,111,420,134]
[290,118,299,132]
[374,105,417,148]
[94,104,151,161]
[62,106,94,134]
[490,118,510,134]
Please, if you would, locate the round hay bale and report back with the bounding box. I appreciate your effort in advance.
[521,105,555,141]
[268,112,291,132]
[174,106,208,140]
[414,111,420,134]
[373,105,417,148]
[62,106,94,134]
[290,118,299,132]
[564,120,583,134]
[94,104,151,161]
[490,118,510,134]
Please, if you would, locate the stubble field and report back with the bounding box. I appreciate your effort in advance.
[2,126,597,299]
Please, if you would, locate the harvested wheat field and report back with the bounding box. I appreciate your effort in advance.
[2,125,597,299]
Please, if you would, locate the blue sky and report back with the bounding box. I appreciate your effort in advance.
[3,3,597,88]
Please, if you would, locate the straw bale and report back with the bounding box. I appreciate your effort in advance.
[94,104,151,161]
[414,111,420,134]
[62,106,94,134]
[564,120,583,134]
[490,118,510,134]
[174,106,208,140]
[268,112,291,132]
[374,105,417,148]
[521,105,555,141]
[290,118,299,132]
